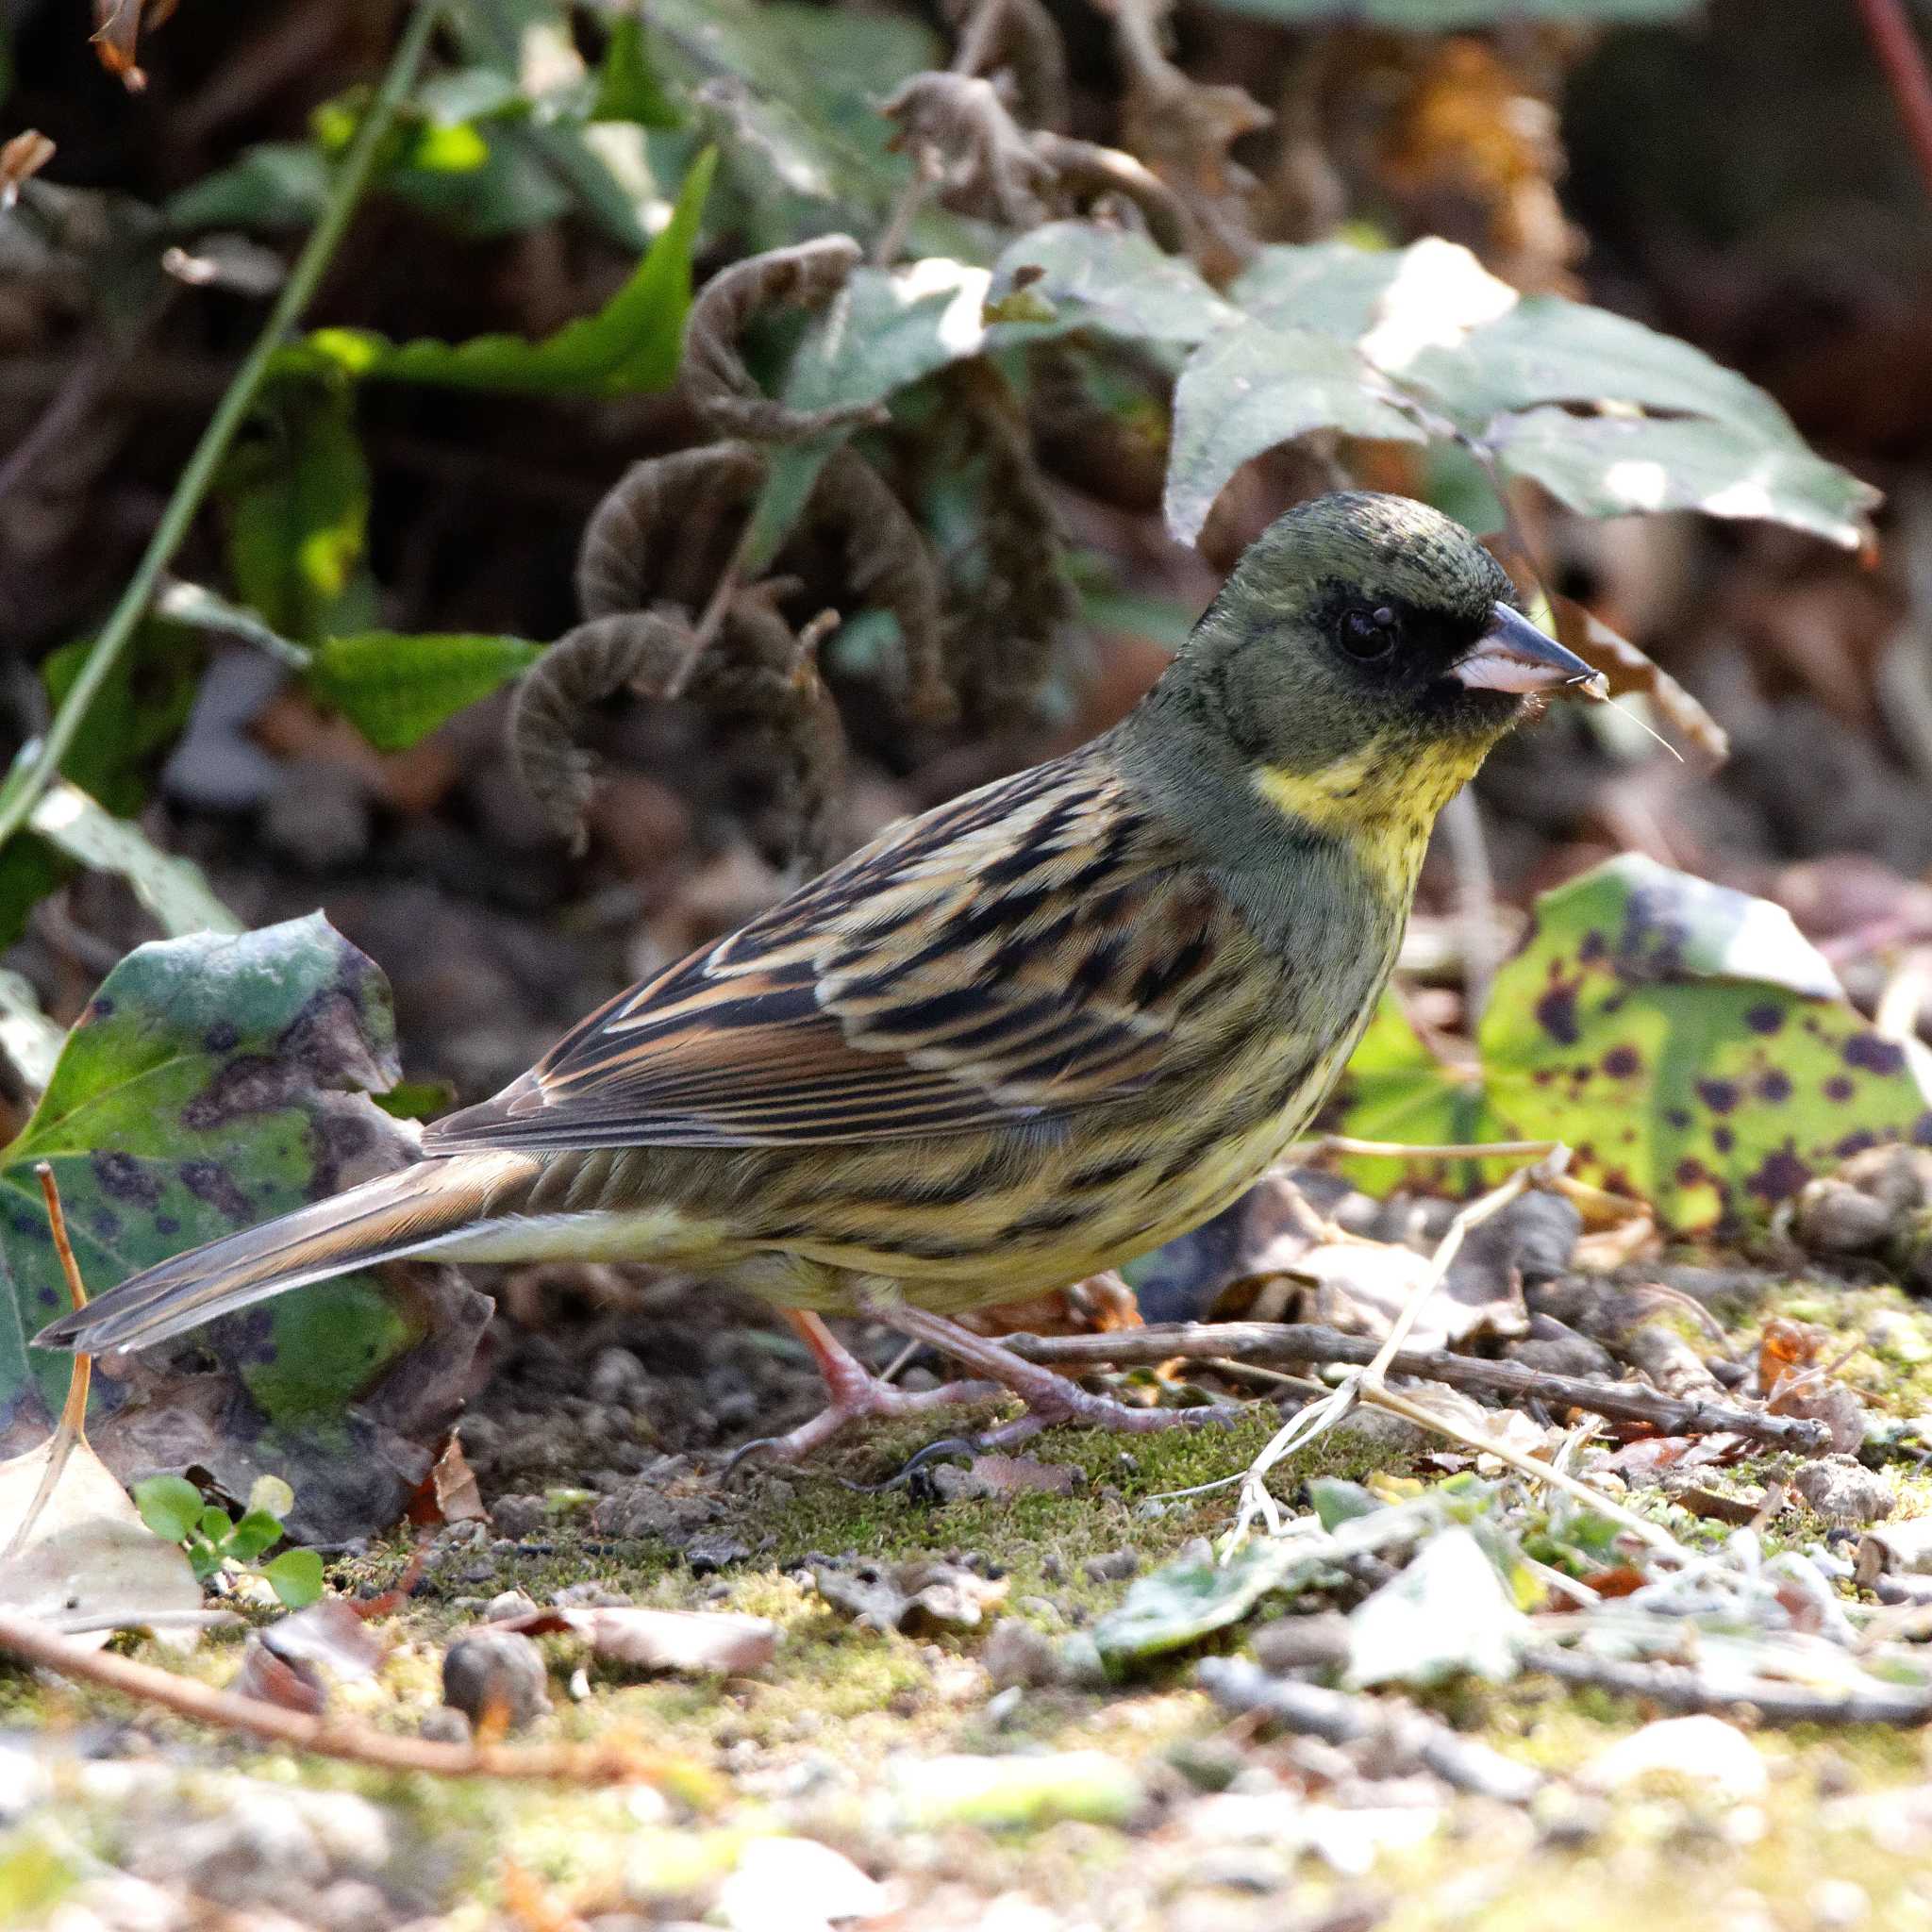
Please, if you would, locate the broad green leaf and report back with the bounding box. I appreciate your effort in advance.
[220,379,373,642]
[591,12,685,128]
[263,1546,325,1608]
[29,782,242,940]
[1229,242,1406,341]
[1478,857,1932,1230]
[1165,321,1424,543]
[131,1474,204,1544]
[0,621,207,951]
[994,223,1239,347]
[0,918,491,1541]
[1321,992,1493,1195]
[307,632,543,753]
[225,1507,284,1562]
[1494,408,1880,551]
[278,148,713,396]
[1401,291,1789,434]
[1329,858,1932,1232]
[164,142,329,231]
[1160,232,1875,550]
[247,1473,295,1520]
[652,0,939,242]
[1092,1537,1307,1665]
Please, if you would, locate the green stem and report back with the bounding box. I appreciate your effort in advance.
[0,1,444,854]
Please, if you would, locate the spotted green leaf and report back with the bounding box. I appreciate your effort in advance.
[1329,857,1932,1232]
[0,918,489,1541]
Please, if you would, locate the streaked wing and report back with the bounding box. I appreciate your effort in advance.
[427,750,1246,1151]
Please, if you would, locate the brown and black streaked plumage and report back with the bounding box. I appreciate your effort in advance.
[38,492,1601,1454]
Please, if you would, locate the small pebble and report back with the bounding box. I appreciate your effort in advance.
[982,1618,1059,1690]
[1083,1549,1140,1584]
[421,1707,472,1745]
[441,1627,551,1731]
[484,1590,539,1623]
[1792,1455,1893,1527]
[1251,1610,1350,1677]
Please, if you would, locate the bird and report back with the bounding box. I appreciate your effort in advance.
[37,491,1602,1460]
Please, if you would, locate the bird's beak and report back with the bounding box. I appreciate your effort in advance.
[1453,604,1607,698]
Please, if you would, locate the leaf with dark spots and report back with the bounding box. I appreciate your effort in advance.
[1330,857,1932,1233]
[0,917,489,1541]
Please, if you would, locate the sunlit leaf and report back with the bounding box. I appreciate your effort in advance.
[307,632,543,753]
[276,149,713,396]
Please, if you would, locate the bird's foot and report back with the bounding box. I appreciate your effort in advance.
[877,1302,1247,1449]
[725,1309,1004,1470]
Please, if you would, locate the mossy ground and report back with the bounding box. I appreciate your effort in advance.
[12,1281,1932,1929]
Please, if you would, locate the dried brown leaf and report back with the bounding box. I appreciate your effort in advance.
[946,0,1071,131]
[882,71,1057,227]
[680,237,886,442]
[91,0,176,91]
[498,1606,778,1674]
[1028,131,1191,255]
[937,364,1078,727]
[807,449,954,724]
[1096,0,1270,275]
[0,130,55,210]
[1550,591,1729,761]
[576,444,767,621]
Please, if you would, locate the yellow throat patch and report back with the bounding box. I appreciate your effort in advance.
[1252,739,1487,896]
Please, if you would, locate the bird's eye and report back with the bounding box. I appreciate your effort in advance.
[1339,606,1400,661]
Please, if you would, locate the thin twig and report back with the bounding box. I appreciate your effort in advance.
[1226,1155,1559,1541]
[1857,0,1932,204]
[1523,1642,1932,1726]
[1001,1322,1831,1452]
[0,1607,704,1790]
[0,0,444,856]
[3,1164,92,1560]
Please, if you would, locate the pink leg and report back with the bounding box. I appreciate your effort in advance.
[728,1309,1007,1466]
[875,1301,1245,1449]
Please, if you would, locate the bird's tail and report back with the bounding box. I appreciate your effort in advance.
[33,1150,541,1356]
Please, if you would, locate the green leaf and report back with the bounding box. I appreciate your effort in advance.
[0,970,63,1094]
[1165,322,1424,543]
[198,1504,235,1543]
[592,12,684,128]
[220,380,373,642]
[0,918,491,1542]
[1092,1538,1306,1666]
[994,224,1239,348]
[131,1473,205,1545]
[164,143,329,231]
[278,148,714,396]
[1329,858,1932,1231]
[0,620,208,952]
[1162,234,1877,550]
[225,1508,284,1562]
[650,0,939,243]
[1493,408,1880,551]
[246,1473,295,1521]
[1229,242,1406,341]
[28,782,242,941]
[263,1546,325,1608]
[307,633,543,753]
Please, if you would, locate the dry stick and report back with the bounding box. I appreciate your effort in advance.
[1857,0,1932,204]
[1000,1323,1832,1454]
[3,1165,94,1560]
[1522,1642,1932,1727]
[0,1607,689,1787]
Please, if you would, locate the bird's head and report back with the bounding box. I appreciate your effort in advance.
[1148,491,1603,837]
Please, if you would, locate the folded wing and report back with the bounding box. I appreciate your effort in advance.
[427,752,1244,1152]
